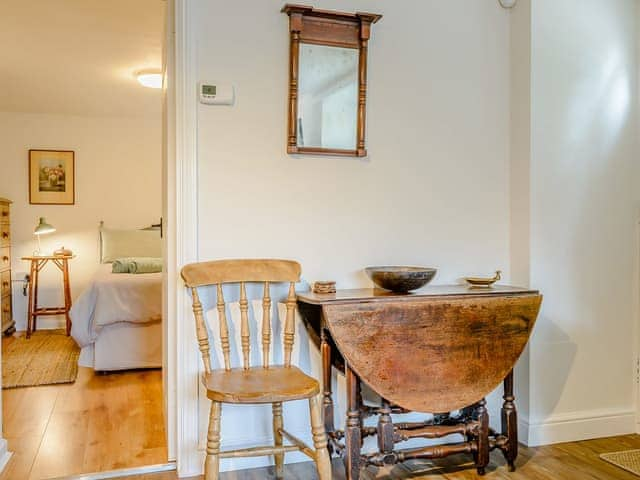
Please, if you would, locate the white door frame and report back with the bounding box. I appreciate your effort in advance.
[635,216,640,433]
[164,0,203,475]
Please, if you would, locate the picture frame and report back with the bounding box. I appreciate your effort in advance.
[29,149,75,205]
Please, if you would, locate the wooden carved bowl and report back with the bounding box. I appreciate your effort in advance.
[365,266,437,293]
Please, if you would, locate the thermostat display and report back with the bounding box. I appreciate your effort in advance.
[199,83,234,105]
[202,85,216,96]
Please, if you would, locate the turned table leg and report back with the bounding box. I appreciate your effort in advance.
[502,369,518,471]
[320,329,335,435]
[32,261,40,333]
[377,399,394,459]
[345,364,362,480]
[476,398,489,475]
[26,260,35,339]
[62,258,72,335]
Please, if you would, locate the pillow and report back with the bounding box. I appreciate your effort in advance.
[100,228,161,263]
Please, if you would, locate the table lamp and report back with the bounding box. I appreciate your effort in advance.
[33,217,56,256]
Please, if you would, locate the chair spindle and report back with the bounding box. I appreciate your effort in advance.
[216,284,232,371]
[191,287,212,374]
[240,282,250,369]
[262,281,272,367]
[284,282,296,367]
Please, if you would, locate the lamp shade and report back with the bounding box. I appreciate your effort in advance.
[34,217,56,235]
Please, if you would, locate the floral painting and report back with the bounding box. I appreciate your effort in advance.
[38,159,67,192]
[29,150,75,204]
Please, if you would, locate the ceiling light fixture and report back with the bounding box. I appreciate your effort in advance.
[498,0,517,8]
[136,71,162,89]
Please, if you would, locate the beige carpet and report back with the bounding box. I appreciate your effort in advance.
[601,450,640,476]
[2,329,80,389]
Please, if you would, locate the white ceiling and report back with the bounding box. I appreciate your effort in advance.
[0,0,164,117]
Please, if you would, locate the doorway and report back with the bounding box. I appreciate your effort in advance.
[0,1,173,478]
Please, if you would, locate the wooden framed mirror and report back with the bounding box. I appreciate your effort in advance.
[282,4,382,157]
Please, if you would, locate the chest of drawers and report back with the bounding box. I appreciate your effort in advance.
[0,198,15,335]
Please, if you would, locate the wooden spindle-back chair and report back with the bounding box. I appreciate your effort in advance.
[181,259,331,480]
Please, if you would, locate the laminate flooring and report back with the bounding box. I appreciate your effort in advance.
[0,365,166,480]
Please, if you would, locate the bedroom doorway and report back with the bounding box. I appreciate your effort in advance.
[0,1,173,479]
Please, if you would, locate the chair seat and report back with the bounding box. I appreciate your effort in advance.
[203,365,320,404]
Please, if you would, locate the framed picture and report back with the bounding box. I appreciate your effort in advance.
[29,150,75,205]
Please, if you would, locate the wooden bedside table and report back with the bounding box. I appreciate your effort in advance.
[22,255,74,339]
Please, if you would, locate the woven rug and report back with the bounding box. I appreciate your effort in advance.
[3,329,80,389]
[601,450,640,476]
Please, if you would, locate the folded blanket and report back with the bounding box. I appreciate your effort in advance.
[112,257,163,274]
[130,257,163,274]
[111,258,133,273]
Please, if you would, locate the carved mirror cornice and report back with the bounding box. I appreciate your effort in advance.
[282,4,382,157]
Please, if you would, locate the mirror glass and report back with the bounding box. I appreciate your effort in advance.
[297,44,359,151]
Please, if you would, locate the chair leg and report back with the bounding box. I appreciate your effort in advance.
[272,402,284,478]
[309,394,332,480]
[205,401,222,480]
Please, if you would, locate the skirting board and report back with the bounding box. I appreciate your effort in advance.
[520,408,636,446]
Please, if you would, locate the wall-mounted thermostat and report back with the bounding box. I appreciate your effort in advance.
[199,83,234,105]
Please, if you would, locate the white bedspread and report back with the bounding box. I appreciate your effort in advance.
[71,264,162,348]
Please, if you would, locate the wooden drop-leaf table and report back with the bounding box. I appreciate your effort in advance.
[297,285,542,479]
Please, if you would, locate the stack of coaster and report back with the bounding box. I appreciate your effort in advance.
[313,281,336,294]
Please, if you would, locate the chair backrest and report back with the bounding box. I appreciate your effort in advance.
[181,259,302,374]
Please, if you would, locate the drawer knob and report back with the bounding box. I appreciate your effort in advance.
[1,256,8,262]
[1,233,8,239]
[2,281,8,288]
[1,211,7,217]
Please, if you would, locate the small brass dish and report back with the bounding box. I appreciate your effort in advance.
[464,270,501,288]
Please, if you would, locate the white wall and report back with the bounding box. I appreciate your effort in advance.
[168,0,640,475]
[0,111,161,331]
[186,0,513,473]
[523,0,640,444]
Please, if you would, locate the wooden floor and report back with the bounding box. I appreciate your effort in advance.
[0,366,166,480]
[112,435,640,479]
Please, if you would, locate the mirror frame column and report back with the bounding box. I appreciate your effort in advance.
[286,10,303,154]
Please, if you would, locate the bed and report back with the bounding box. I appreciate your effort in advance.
[70,225,162,371]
